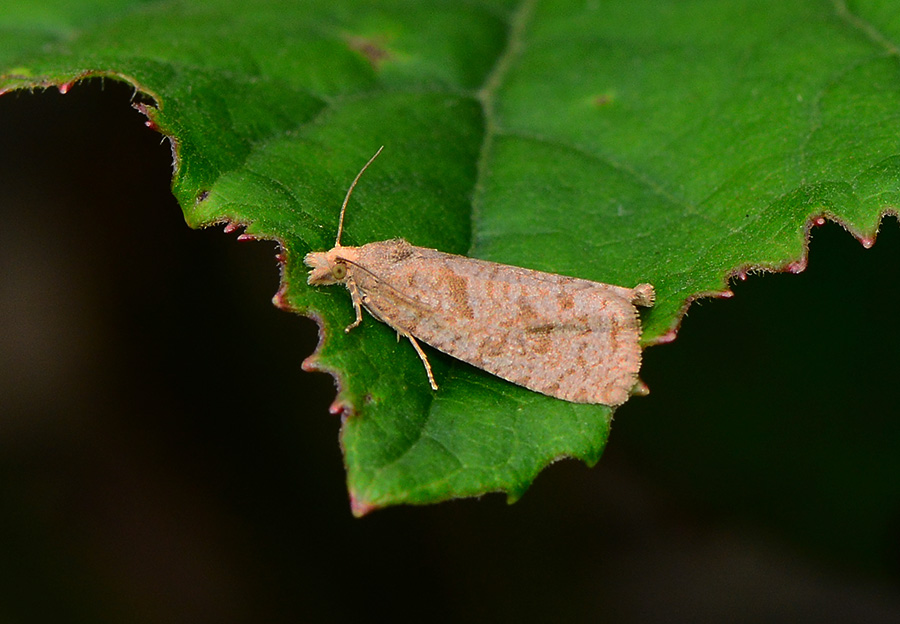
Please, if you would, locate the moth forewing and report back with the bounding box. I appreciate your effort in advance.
[303,149,655,406]
[345,240,651,405]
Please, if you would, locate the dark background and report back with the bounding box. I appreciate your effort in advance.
[2,81,899,622]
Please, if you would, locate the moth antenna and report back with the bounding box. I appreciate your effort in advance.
[335,145,384,247]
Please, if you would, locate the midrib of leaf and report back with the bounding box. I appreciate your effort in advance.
[833,0,900,56]
[471,0,537,254]
[363,0,555,484]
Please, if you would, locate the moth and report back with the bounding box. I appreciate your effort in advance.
[304,148,655,406]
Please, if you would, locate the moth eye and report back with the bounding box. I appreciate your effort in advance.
[331,263,348,280]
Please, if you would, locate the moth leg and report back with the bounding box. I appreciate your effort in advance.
[406,334,438,391]
[344,279,364,333]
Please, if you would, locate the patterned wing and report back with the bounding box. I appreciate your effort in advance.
[350,240,649,405]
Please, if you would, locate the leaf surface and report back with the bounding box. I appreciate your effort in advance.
[3,0,898,512]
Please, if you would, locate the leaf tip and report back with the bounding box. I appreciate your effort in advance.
[504,481,532,505]
[653,329,679,345]
[222,220,243,235]
[132,101,160,131]
[328,396,355,417]
[349,491,379,518]
[271,288,291,311]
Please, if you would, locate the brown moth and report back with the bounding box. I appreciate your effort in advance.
[304,148,655,406]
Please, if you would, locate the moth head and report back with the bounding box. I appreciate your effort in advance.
[304,248,351,285]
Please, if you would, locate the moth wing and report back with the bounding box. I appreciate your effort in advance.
[350,241,645,405]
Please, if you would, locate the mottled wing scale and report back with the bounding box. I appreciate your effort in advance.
[345,239,652,405]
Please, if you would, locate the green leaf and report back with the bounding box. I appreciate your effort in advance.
[2,0,898,513]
